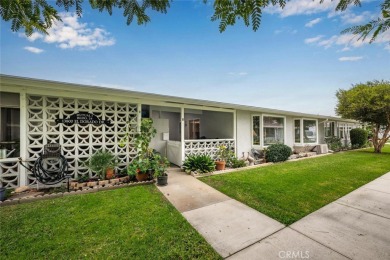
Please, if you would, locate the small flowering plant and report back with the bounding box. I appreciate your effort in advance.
[216,145,232,162]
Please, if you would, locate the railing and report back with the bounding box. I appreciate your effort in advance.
[184,139,235,159]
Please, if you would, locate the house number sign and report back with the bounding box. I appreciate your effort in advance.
[55,112,112,126]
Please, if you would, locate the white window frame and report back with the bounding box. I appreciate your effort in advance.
[293,118,319,145]
[262,114,286,147]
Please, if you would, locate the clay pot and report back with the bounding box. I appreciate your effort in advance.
[106,168,115,180]
[215,161,226,171]
[136,172,149,182]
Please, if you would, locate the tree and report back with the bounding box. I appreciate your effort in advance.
[336,81,390,153]
[0,0,388,44]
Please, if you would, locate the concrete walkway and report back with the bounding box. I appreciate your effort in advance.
[158,169,390,259]
[157,168,285,258]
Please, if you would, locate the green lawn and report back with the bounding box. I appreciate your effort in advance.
[0,185,220,259]
[201,146,390,225]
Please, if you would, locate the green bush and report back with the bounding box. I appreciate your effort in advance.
[230,157,246,168]
[265,144,292,163]
[350,128,368,148]
[325,136,342,152]
[182,155,215,174]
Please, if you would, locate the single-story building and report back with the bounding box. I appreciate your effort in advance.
[0,74,360,188]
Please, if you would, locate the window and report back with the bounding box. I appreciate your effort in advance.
[189,119,200,139]
[263,116,284,146]
[294,120,301,143]
[303,120,317,143]
[294,118,318,144]
[324,122,335,137]
[0,92,20,158]
[252,116,260,145]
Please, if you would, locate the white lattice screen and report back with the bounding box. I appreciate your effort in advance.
[26,95,139,184]
[184,139,235,159]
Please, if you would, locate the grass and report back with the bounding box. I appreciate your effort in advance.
[0,185,220,259]
[201,146,390,225]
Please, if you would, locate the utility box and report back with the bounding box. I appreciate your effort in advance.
[316,144,329,154]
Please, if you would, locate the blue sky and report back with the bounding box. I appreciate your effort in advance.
[1,0,389,116]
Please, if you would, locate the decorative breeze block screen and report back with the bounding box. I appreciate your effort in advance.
[26,95,139,184]
[184,139,235,159]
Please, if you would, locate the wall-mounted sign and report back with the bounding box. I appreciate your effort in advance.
[55,112,112,126]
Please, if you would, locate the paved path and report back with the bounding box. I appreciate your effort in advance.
[158,169,390,259]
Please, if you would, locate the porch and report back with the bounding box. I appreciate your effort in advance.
[147,105,236,166]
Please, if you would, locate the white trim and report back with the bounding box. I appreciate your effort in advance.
[0,74,359,122]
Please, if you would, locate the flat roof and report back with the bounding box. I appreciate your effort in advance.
[0,74,357,123]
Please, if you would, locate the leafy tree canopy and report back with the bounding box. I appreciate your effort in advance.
[0,0,389,43]
[336,80,390,152]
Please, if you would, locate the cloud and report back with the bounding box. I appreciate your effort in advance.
[304,35,323,44]
[314,29,390,51]
[340,11,374,24]
[20,13,115,50]
[338,56,363,61]
[24,46,44,54]
[305,18,322,27]
[266,0,337,17]
[228,72,248,77]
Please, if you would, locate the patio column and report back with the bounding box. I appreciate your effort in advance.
[180,107,185,163]
[19,90,27,186]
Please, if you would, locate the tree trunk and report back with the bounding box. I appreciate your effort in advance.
[372,124,390,153]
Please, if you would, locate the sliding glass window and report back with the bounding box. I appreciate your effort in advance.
[303,120,317,143]
[263,116,284,146]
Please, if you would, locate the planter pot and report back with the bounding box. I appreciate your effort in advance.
[157,175,168,186]
[0,187,6,201]
[136,172,149,182]
[106,168,115,180]
[215,161,226,171]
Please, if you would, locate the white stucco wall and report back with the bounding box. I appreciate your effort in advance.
[236,110,252,157]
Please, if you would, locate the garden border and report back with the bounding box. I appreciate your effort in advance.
[0,180,155,207]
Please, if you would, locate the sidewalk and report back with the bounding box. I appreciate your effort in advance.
[229,171,390,260]
[157,168,285,258]
[159,169,390,259]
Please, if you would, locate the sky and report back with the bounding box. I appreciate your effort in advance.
[1,0,389,116]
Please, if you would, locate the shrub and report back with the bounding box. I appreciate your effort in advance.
[182,155,215,174]
[350,128,368,148]
[325,136,342,152]
[265,144,292,163]
[230,157,246,168]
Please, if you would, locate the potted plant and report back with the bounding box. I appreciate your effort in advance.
[128,158,150,182]
[152,154,170,186]
[215,145,233,171]
[86,150,118,180]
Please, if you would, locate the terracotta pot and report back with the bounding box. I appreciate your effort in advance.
[136,172,149,182]
[215,161,226,171]
[106,168,115,180]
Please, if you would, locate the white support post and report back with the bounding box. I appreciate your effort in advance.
[137,103,142,155]
[180,107,185,163]
[233,110,237,156]
[19,90,27,186]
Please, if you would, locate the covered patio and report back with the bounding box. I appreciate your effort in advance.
[147,105,235,166]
